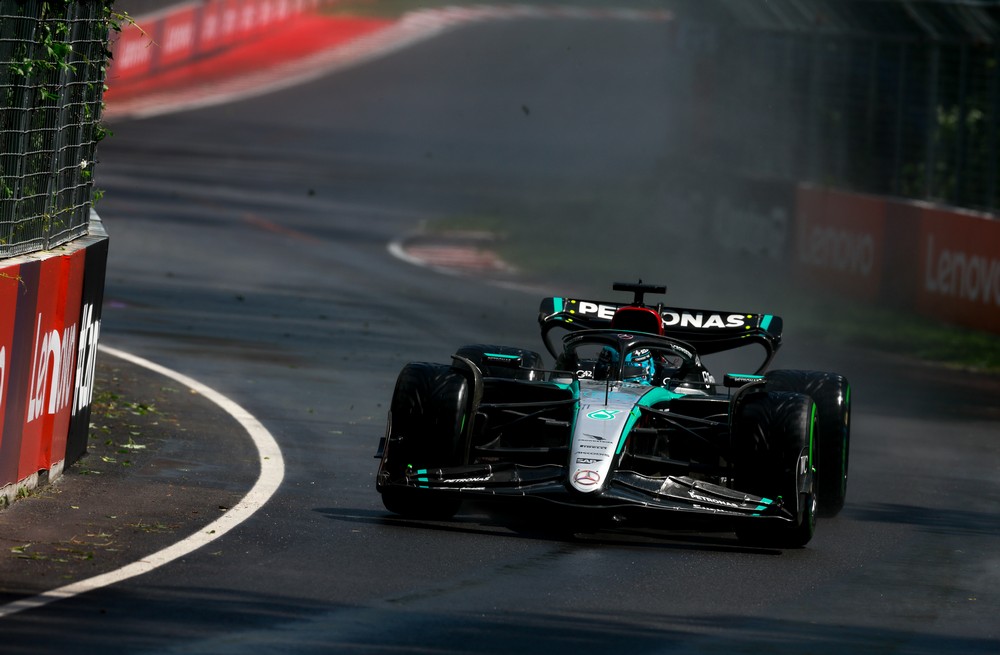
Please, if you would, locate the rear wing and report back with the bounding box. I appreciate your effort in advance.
[538,296,783,371]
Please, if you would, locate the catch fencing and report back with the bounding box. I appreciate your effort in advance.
[0,1,111,258]
[681,0,1000,214]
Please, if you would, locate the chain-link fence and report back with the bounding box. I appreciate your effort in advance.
[682,0,1000,213]
[0,1,111,258]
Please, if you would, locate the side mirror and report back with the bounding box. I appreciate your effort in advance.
[723,373,765,389]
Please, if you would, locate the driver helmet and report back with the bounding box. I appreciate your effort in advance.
[623,348,654,384]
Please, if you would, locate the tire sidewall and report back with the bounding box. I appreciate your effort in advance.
[733,390,817,547]
[379,362,469,483]
[765,369,850,516]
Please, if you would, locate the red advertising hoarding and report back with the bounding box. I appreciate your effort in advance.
[158,5,199,68]
[794,186,887,302]
[0,229,107,491]
[916,207,1000,332]
[110,21,155,81]
[0,264,21,460]
[108,0,318,86]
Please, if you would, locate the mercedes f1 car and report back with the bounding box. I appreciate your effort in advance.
[375,282,850,547]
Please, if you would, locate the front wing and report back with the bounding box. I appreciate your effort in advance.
[381,462,796,524]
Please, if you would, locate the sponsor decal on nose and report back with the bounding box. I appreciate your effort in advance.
[573,469,601,486]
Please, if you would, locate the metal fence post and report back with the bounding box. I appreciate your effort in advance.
[806,36,825,182]
[864,39,879,191]
[953,43,968,207]
[43,3,74,251]
[924,43,940,200]
[989,48,998,211]
[11,6,41,253]
[892,42,907,197]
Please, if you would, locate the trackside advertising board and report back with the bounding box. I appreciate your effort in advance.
[794,186,886,303]
[0,223,107,494]
[918,206,1000,332]
[110,0,329,82]
[794,185,1000,334]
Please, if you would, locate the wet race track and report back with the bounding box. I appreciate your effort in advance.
[3,13,999,654]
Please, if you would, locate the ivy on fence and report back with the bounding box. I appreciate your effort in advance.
[0,0,120,258]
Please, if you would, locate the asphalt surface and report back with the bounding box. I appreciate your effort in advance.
[0,356,258,602]
[1,9,999,655]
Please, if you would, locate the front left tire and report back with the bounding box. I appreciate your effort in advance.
[377,362,468,519]
[732,390,818,548]
[766,370,851,516]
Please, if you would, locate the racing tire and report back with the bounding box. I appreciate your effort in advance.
[455,344,544,380]
[377,362,467,520]
[765,370,851,517]
[732,391,817,548]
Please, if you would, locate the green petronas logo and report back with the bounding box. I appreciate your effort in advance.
[586,409,621,421]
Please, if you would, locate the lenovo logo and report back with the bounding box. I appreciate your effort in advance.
[924,235,1000,307]
[798,224,875,277]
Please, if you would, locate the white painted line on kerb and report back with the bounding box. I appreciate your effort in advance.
[388,234,468,278]
[0,345,285,619]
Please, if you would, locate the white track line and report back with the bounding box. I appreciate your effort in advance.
[387,234,552,296]
[0,345,285,619]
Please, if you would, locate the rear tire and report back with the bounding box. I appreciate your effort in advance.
[376,362,468,519]
[766,370,850,516]
[733,391,817,548]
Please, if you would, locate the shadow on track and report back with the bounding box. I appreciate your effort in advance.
[846,502,1000,537]
[315,506,785,556]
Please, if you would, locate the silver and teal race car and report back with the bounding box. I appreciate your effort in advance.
[375,282,850,547]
